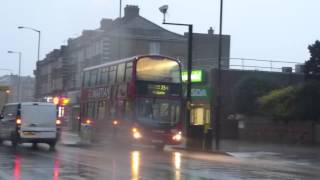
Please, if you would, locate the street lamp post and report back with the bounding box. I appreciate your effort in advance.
[119,0,122,18]
[159,5,193,146]
[7,51,22,102]
[18,26,41,62]
[215,0,224,150]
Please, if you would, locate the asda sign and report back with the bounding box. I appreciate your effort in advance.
[191,87,211,100]
[184,86,212,100]
[182,70,204,83]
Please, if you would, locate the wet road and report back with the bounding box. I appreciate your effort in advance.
[0,141,320,180]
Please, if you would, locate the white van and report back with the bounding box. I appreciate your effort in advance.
[0,102,61,149]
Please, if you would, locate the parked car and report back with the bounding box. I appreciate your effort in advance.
[0,102,61,150]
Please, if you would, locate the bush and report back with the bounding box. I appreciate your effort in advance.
[259,81,320,122]
[259,86,296,120]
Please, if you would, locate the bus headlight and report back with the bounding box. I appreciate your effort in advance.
[172,131,182,141]
[133,131,142,139]
[132,128,142,139]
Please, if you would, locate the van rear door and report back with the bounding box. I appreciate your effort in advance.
[20,103,57,132]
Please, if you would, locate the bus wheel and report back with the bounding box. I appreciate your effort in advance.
[48,141,56,151]
[32,142,38,150]
[11,139,18,149]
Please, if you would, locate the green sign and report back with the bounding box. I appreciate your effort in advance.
[182,70,204,83]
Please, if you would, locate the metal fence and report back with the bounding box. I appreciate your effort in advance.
[191,57,304,73]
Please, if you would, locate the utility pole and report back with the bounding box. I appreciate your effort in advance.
[215,0,224,150]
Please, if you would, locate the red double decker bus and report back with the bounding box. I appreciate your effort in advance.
[80,55,183,148]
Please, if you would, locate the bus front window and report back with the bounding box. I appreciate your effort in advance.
[136,98,180,127]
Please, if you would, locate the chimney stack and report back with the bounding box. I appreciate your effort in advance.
[124,5,140,18]
[100,19,113,30]
[208,27,214,35]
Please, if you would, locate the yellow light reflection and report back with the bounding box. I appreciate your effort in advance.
[131,151,140,180]
[174,152,181,170]
[173,152,181,180]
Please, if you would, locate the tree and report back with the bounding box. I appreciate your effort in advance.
[305,40,320,80]
[294,81,320,121]
[259,81,320,122]
[234,76,277,115]
[259,86,297,121]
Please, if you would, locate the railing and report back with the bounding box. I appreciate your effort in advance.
[190,57,304,73]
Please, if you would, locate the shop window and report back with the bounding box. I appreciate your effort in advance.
[149,42,160,54]
[191,107,205,125]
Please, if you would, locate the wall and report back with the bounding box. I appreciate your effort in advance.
[210,69,305,121]
[238,120,317,144]
[316,124,320,143]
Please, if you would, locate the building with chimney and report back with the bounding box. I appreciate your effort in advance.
[0,75,35,103]
[35,5,231,130]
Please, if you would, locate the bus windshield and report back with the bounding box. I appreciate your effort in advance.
[136,57,181,83]
[136,98,181,127]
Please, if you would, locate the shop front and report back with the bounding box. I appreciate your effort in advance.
[182,69,213,149]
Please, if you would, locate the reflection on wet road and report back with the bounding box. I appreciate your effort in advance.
[0,142,320,180]
[131,151,140,180]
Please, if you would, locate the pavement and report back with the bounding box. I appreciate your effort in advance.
[59,130,82,146]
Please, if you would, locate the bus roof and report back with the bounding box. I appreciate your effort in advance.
[83,56,139,72]
[83,54,179,72]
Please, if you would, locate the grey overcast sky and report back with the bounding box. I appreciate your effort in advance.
[1,0,319,76]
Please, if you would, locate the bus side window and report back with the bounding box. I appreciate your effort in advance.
[100,67,108,85]
[109,66,116,85]
[117,63,125,83]
[96,68,101,86]
[125,62,133,82]
[84,71,90,87]
[89,69,98,87]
